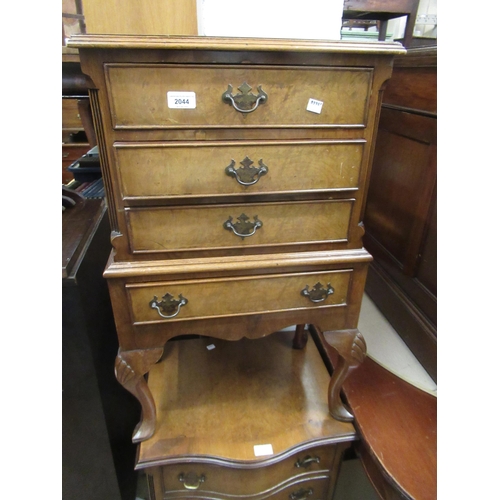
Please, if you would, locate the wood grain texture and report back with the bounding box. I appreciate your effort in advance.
[82,0,198,36]
[137,331,356,467]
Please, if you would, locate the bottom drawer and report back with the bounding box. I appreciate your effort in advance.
[157,444,337,496]
[150,468,331,499]
[127,269,352,325]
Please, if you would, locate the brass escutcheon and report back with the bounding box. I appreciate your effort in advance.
[225,156,268,186]
[222,82,268,113]
[178,472,205,490]
[301,282,334,303]
[289,487,313,500]
[223,213,263,239]
[295,455,320,468]
[149,293,188,319]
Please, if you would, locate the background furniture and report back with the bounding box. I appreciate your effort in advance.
[62,50,96,184]
[138,331,357,499]
[312,327,437,500]
[63,197,140,500]
[342,0,420,47]
[363,46,437,382]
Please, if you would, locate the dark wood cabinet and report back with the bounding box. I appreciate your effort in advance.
[363,46,437,381]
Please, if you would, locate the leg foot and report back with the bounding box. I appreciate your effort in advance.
[292,324,308,349]
[115,347,164,442]
[317,328,367,422]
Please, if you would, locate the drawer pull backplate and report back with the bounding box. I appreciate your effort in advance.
[178,472,205,490]
[223,213,263,239]
[295,455,320,468]
[289,488,313,500]
[225,156,268,186]
[222,82,268,113]
[149,293,188,319]
[301,282,334,303]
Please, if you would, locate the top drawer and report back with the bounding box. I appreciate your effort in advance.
[105,64,373,130]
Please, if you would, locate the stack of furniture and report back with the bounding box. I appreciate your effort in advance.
[69,35,404,497]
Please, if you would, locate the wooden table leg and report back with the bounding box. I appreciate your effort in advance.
[115,347,164,443]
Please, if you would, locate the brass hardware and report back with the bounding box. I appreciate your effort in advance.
[225,156,268,186]
[301,282,334,303]
[289,487,313,500]
[223,213,263,239]
[295,455,320,468]
[222,82,268,113]
[178,472,205,490]
[149,293,188,319]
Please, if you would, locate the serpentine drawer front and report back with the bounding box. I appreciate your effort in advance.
[157,444,336,496]
[105,64,372,129]
[70,35,403,450]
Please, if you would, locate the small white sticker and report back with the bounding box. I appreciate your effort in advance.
[254,444,274,456]
[206,344,216,350]
[167,91,196,109]
[306,98,323,114]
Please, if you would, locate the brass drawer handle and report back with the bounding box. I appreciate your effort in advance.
[225,156,268,186]
[223,213,262,239]
[289,488,313,500]
[295,455,320,468]
[149,293,188,319]
[178,472,205,490]
[222,82,268,113]
[301,282,334,303]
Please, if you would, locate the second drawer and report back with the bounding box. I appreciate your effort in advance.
[114,140,364,201]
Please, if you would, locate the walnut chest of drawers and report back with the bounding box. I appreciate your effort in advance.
[70,35,404,444]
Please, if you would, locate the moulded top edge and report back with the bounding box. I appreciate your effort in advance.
[67,34,406,56]
[104,249,373,279]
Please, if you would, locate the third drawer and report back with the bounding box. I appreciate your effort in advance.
[125,199,354,256]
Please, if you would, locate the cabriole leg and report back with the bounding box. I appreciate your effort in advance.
[319,329,367,421]
[115,347,164,443]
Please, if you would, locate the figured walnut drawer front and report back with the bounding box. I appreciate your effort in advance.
[114,140,364,201]
[126,200,353,255]
[157,444,335,497]
[105,64,372,129]
[160,474,329,499]
[127,269,351,325]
